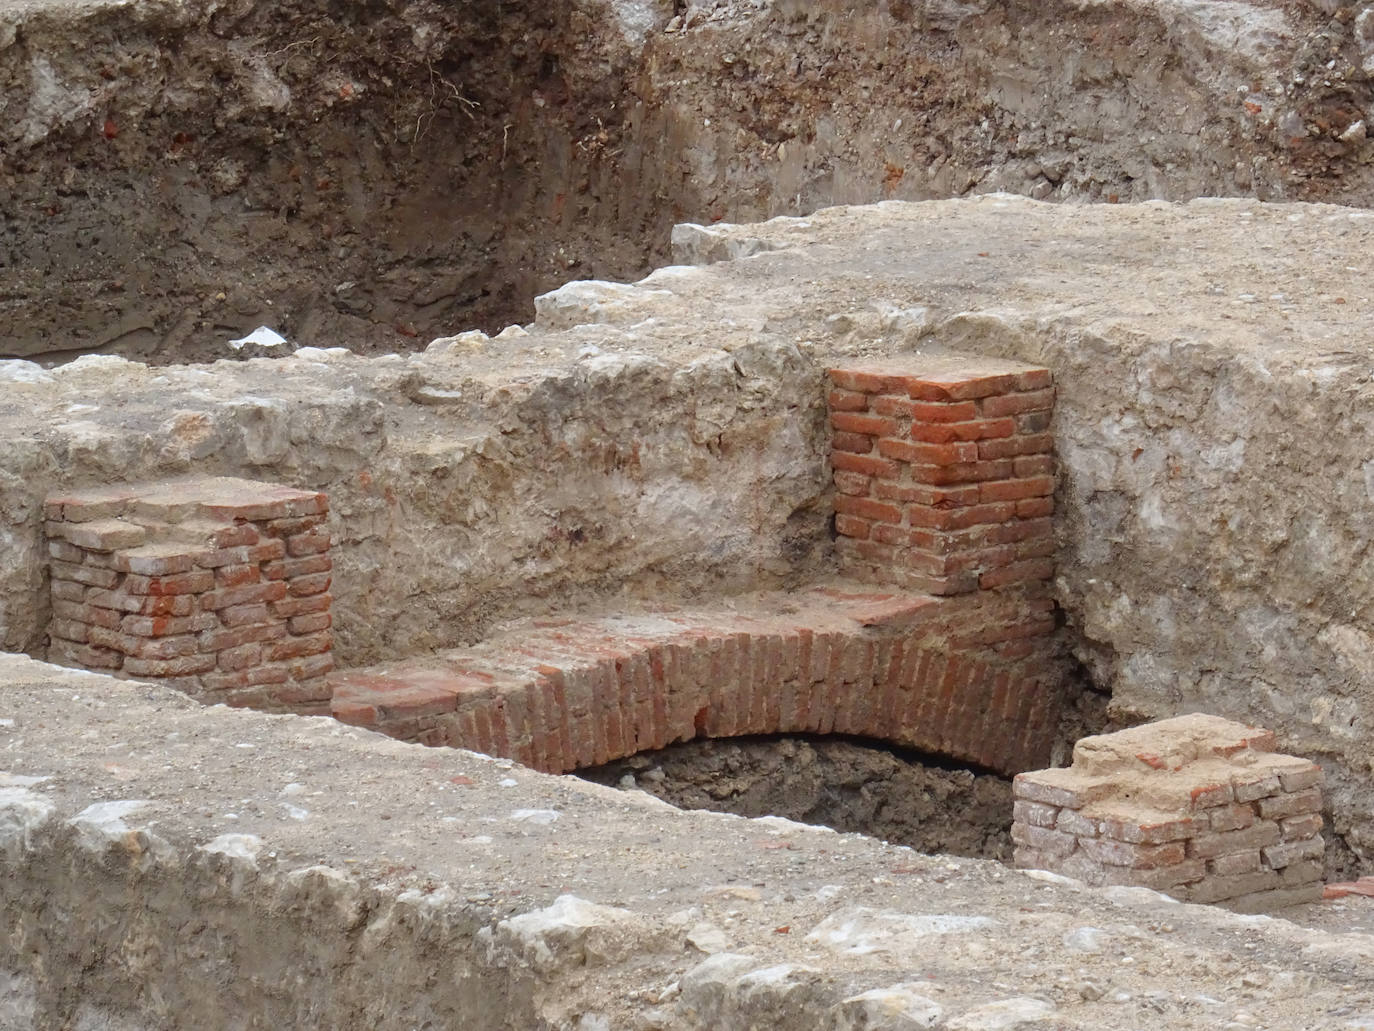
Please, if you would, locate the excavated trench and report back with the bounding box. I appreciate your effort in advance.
[9,0,1374,364]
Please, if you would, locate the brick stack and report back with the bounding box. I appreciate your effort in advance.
[44,477,333,712]
[328,583,1061,776]
[827,355,1054,596]
[1012,714,1325,913]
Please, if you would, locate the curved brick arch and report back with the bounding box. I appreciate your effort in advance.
[327,584,1060,776]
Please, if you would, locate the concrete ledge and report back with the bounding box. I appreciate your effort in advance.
[3,652,1373,1029]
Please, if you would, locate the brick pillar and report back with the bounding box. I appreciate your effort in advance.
[827,356,1055,595]
[44,477,334,712]
[1012,714,1326,913]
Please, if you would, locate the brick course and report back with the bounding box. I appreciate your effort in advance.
[827,356,1056,596]
[1012,714,1325,913]
[328,581,1061,776]
[45,477,333,712]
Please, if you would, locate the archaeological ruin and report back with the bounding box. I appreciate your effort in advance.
[7,0,1374,1027]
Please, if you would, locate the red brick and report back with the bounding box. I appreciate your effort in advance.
[1018,411,1052,434]
[908,460,1016,485]
[832,451,902,478]
[200,623,288,652]
[267,631,331,662]
[1016,497,1055,519]
[832,431,875,454]
[828,388,870,411]
[978,477,1055,503]
[288,573,332,597]
[907,501,1015,531]
[980,388,1055,417]
[221,602,273,627]
[200,581,288,611]
[833,470,872,496]
[289,612,333,635]
[907,372,1020,402]
[978,434,1054,459]
[1015,368,1053,391]
[271,592,332,618]
[910,418,1016,444]
[122,653,217,678]
[906,399,981,422]
[282,554,332,579]
[218,643,263,672]
[193,540,286,569]
[291,653,335,681]
[835,495,903,525]
[878,439,980,465]
[215,563,260,588]
[123,571,215,596]
[263,515,326,537]
[1013,455,1055,478]
[835,514,872,540]
[832,412,899,437]
[828,368,906,393]
[980,559,1054,588]
[287,529,331,557]
[245,664,291,686]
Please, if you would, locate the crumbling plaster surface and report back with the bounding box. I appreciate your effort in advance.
[8,193,1374,857]
[4,653,1374,1029]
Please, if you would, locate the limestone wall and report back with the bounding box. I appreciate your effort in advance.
[3,653,1372,1030]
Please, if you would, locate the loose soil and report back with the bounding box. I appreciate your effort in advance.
[580,736,1016,862]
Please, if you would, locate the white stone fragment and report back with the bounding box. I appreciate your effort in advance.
[805,908,995,957]
[945,997,1057,1030]
[533,280,673,331]
[200,833,265,867]
[836,985,945,1030]
[492,895,645,972]
[510,808,559,825]
[0,360,54,385]
[227,326,288,349]
[0,969,37,1026]
[0,773,47,787]
[1063,927,1105,952]
[0,787,56,858]
[425,330,490,356]
[66,800,150,852]
[685,921,731,954]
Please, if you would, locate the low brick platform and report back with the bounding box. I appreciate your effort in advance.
[329,582,1060,776]
[1012,714,1325,912]
[44,477,333,711]
[828,355,1055,596]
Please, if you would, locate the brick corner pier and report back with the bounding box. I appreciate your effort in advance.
[326,354,1064,776]
[1013,713,1326,913]
[43,476,334,711]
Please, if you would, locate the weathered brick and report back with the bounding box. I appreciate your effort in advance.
[907,371,1020,402]
[1012,800,1059,829]
[1013,771,1112,810]
[1055,809,1100,838]
[832,412,899,437]
[1189,782,1235,809]
[1207,804,1256,833]
[123,571,215,596]
[979,559,1055,589]
[978,435,1054,460]
[286,529,331,557]
[267,631,331,662]
[288,612,332,635]
[112,547,196,576]
[215,563,260,588]
[50,579,87,602]
[1279,813,1324,841]
[908,459,1016,486]
[282,554,332,579]
[218,643,264,672]
[48,640,122,670]
[1232,774,1282,803]
[1010,823,1077,857]
[121,613,217,637]
[833,470,872,496]
[47,540,87,564]
[828,388,870,411]
[835,514,871,540]
[1097,814,1198,844]
[1261,837,1324,870]
[831,451,902,478]
[290,653,335,681]
[1210,851,1262,876]
[1276,763,1324,793]
[1079,837,1186,869]
[978,477,1055,503]
[199,581,288,611]
[1188,821,1281,859]
[287,572,332,597]
[271,592,332,618]
[220,602,273,627]
[200,623,288,652]
[49,560,120,589]
[1256,788,1322,820]
[49,618,90,643]
[122,653,218,678]
[980,388,1056,417]
[1184,869,1280,905]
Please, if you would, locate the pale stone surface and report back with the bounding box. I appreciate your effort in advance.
[5,654,1374,1029]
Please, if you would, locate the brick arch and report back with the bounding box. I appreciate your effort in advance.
[327,583,1060,776]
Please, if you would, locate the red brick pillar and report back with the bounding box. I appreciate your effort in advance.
[44,477,334,712]
[827,357,1055,596]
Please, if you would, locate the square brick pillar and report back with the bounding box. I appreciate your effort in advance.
[1013,714,1326,912]
[827,356,1055,596]
[44,477,333,712]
